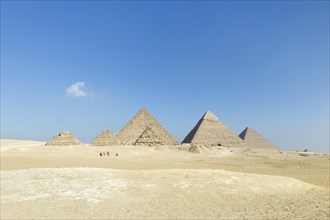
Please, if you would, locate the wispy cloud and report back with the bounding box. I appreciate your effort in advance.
[66,82,92,97]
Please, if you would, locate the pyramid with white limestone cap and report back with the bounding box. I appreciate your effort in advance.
[182,111,248,147]
[239,127,278,149]
[46,131,81,146]
[91,130,119,146]
[117,108,178,145]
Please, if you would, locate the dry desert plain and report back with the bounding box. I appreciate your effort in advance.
[1,139,329,219]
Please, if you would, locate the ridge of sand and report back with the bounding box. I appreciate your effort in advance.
[0,139,46,152]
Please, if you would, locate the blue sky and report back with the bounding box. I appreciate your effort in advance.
[1,1,329,152]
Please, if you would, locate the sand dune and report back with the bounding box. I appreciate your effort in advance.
[0,139,46,152]
[1,140,329,219]
[1,168,329,219]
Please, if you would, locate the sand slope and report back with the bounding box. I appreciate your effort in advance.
[1,168,329,219]
[1,140,329,219]
[0,139,46,152]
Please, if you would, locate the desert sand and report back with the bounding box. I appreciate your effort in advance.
[1,139,329,219]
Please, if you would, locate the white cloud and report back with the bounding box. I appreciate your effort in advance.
[66,82,91,97]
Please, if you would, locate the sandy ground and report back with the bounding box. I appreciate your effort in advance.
[1,139,329,219]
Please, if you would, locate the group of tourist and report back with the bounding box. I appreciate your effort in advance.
[99,151,118,157]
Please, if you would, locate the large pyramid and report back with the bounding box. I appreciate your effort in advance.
[117,108,178,145]
[91,130,118,146]
[46,131,81,146]
[239,127,278,149]
[182,111,248,147]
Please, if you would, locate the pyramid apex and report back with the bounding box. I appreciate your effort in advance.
[138,107,149,113]
[245,127,257,133]
[202,110,219,121]
[182,110,248,147]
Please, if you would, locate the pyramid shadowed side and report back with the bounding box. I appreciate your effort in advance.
[182,112,206,143]
[238,127,248,139]
[182,111,218,143]
[182,111,248,147]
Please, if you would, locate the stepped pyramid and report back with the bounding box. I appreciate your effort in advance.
[239,127,278,149]
[117,108,178,145]
[182,111,248,147]
[46,131,81,146]
[91,130,118,146]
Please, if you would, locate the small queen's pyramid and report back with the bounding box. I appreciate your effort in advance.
[46,131,81,146]
[91,130,118,146]
[182,111,248,147]
[117,108,178,145]
[239,127,278,149]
